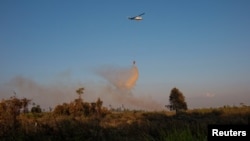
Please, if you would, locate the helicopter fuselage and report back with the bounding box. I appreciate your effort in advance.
[128,13,144,21]
[132,16,143,20]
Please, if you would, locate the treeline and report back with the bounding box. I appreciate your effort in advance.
[0,88,249,141]
[0,87,111,140]
[0,95,44,135]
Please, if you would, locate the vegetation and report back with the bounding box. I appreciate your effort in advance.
[167,87,188,113]
[0,88,249,141]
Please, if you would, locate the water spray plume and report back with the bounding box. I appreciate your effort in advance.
[97,61,139,91]
[95,61,162,110]
[124,64,138,90]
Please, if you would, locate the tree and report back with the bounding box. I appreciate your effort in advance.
[54,103,70,115]
[96,97,103,116]
[21,98,31,113]
[76,87,84,100]
[70,87,85,116]
[31,105,42,113]
[0,96,24,134]
[168,87,187,113]
[90,102,97,114]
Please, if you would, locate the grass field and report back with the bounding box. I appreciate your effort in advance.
[0,102,249,141]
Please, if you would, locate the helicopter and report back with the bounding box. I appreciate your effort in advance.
[128,13,145,21]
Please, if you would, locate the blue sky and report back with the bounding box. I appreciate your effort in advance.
[1,0,250,109]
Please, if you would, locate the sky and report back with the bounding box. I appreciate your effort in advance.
[1,0,250,110]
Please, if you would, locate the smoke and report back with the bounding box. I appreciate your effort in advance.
[0,63,163,111]
[0,75,83,110]
[97,63,139,91]
[95,63,163,110]
[205,92,215,98]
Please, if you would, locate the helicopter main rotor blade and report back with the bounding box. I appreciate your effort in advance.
[138,13,145,16]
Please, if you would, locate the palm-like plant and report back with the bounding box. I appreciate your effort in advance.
[76,87,84,99]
